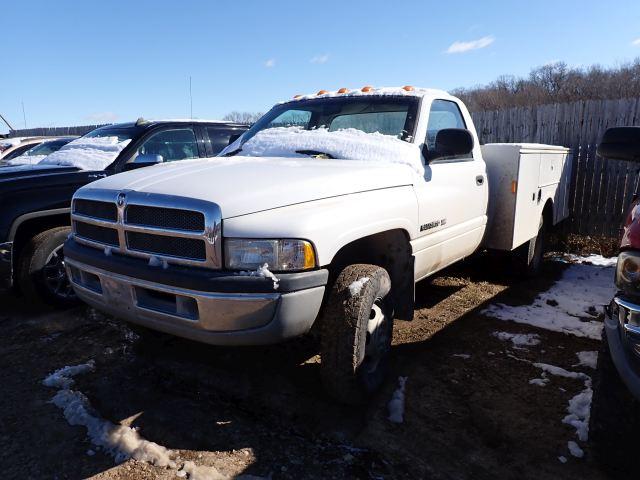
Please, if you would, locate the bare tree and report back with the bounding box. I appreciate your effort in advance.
[222,111,264,124]
[451,59,640,111]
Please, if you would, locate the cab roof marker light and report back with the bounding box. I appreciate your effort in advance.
[337,88,349,94]
[317,90,329,95]
[402,85,415,91]
[361,86,374,92]
[293,94,302,99]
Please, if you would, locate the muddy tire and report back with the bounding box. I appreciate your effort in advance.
[320,264,394,405]
[590,329,640,477]
[17,226,77,307]
[514,214,545,277]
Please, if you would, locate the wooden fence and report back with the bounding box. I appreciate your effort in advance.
[6,124,108,137]
[471,98,640,237]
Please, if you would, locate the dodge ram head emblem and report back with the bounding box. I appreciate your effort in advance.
[117,192,126,207]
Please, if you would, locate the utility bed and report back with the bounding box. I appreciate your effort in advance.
[481,143,572,251]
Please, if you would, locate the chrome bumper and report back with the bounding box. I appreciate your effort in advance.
[605,296,640,400]
[66,257,325,346]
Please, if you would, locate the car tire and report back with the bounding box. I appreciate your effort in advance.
[320,264,394,405]
[17,226,77,307]
[590,329,640,477]
[514,214,545,277]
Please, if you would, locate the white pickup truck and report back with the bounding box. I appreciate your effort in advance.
[64,86,570,403]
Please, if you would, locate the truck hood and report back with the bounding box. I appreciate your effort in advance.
[84,156,419,218]
[0,163,81,181]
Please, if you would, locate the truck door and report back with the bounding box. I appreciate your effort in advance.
[412,99,488,280]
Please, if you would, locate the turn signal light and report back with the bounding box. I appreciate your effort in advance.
[402,85,415,91]
[337,87,349,94]
[361,85,373,92]
[317,89,329,95]
[511,180,518,194]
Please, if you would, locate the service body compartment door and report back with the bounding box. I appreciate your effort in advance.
[512,153,542,248]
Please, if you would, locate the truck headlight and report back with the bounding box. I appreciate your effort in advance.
[224,239,316,271]
[616,251,640,291]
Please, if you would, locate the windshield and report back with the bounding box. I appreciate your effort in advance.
[234,96,420,151]
[39,126,139,170]
[23,139,72,156]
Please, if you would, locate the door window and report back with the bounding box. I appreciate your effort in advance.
[425,100,468,157]
[207,128,242,155]
[134,128,198,162]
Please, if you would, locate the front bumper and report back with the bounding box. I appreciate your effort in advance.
[605,296,640,400]
[64,239,328,346]
[0,241,13,290]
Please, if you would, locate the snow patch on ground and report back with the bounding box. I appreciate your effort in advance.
[574,351,598,369]
[177,461,226,480]
[348,277,370,296]
[43,361,96,389]
[529,377,550,387]
[493,331,541,348]
[236,263,280,290]
[567,440,584,458]
[452,353,471,359]
[562,254,617,267]
[238,126,424,176]
[388,376,408,423]
[40,136,131,170]
[482,264,614,339]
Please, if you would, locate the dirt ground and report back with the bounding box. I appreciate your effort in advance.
[0,254,627,479]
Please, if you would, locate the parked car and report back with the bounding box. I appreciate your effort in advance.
[0,137,53,160]
[0,119,248,306]
[590,126,640,473]
[64,86,571,403]
[1,136,78,166]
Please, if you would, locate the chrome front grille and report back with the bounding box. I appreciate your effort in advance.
[71,189,222,269]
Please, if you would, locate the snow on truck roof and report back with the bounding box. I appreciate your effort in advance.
[281,86,455,104]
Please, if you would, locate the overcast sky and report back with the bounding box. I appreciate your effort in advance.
[2,0,640,133]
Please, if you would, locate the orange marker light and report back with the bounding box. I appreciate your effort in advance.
[337,88,349,94]
[317,89,329,95]
[361,85,373,92]
[511,180,518,194]
[402,85,415,91]
[293,94,302,99]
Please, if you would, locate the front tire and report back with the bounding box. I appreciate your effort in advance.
[17,226,77,307]
[320,264,394,404]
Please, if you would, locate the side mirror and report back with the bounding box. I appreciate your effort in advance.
[597,127,640,162]
[424,128,474,162]
[123,153,164,171]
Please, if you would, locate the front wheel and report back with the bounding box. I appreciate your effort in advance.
[320,264,394,404]
[17,226,77,307]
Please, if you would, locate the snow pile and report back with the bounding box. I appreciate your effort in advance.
[493,331,541,349]
[40,136,131,170]
[0,138,24,148]
[236,263,279,290]
[482,264,615,339]
[348,277,369,296]
[283,86,445,103]
[6,154,47,166]
[177,461,226,480]
[574,351,598,369]
[239,126,424,176]
[43,361,96,389]
[388,376,408,423]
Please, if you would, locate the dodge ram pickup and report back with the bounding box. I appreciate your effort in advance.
[0,119,248,306]
[64,86,571,403]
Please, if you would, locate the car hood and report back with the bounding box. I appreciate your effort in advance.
[0,163,80,181]
[83,156,419,218]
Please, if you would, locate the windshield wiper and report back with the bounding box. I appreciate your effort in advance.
[295,149,335,159]
[223,148,242,157]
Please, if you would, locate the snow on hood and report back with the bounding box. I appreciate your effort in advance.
[5,154,47,166]
[39,136,131,170]
[238,127,424,176]
[83,155,418,218]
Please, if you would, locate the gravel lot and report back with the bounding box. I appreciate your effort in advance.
[0,255,625,479]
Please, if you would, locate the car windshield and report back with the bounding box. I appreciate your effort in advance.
[23,139,73,156]
[39,126,141,170]
[234,96,420,151]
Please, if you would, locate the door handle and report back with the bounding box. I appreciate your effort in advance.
[476,175,484,186]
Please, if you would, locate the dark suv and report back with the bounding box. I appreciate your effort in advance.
[0,119,248,306]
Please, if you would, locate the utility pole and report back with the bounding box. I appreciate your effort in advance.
[189,76,193,119]
[0,113,14,132]
[21,101,27,129]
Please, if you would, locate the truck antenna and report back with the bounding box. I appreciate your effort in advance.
[21,100,27,129]
[0,112,14,131]
[189,76,193,119]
